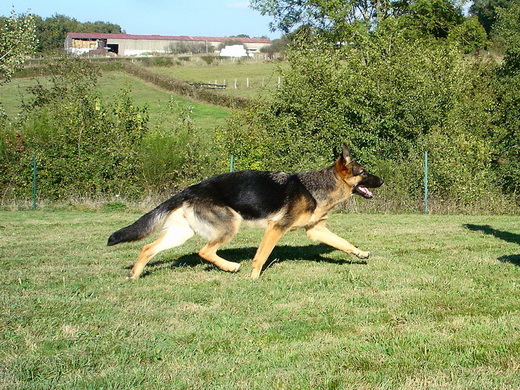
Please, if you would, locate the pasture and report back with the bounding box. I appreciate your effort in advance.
[1,210,519,389]
[0,71,230,133]
[148,59,286,99]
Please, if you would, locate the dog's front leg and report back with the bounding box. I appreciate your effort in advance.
[251,225,285,279]
[306,222,371,259]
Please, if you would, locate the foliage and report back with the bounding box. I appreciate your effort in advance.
[470,0,514,36]
[251,0,384,35]
[0,57,148,199]
[492,2,520,197]
[138,97,223,194]
[220,17,507,205]
[399,0,464,39]
[260,35,290,56]
[447,15,488,53]
[0,58,232,202]
[493,0,520,49]
[33,13,123,53]
[253,0,468,41]
[0,10,37,84]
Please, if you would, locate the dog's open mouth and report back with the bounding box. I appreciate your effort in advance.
[353,185,374,199]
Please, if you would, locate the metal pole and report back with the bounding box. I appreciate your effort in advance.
[424,151,428,215]
[32,153,37,210]
[229,155,235,172]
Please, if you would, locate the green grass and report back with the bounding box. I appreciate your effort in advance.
[0,71,230,133]
[0,78,52,117]
[148,60,287,99]
[1,211,519,389]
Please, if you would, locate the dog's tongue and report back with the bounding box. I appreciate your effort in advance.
[357,186,373,198]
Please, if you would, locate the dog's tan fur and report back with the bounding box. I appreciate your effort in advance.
[108,144,383,279]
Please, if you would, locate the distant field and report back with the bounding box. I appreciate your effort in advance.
[0,71,230,133]
[149,59,287,99]
[1,210,519,389]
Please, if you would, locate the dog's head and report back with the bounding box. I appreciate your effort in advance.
[335,144,384,199]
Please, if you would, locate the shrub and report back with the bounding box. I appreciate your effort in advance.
[0,57,148,200]
[220,23,503,206]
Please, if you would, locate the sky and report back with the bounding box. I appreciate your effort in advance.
[3,0,280,40]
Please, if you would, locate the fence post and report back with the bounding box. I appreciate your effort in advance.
[424,151,429,215]
[229,155,235,172]
[32,153,37,210]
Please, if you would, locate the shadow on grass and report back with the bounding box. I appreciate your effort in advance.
[464,224,520,266]
[132,244,367,278]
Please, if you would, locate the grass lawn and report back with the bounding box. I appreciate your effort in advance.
[1,210,519,389]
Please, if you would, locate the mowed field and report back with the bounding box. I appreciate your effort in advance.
[1,210,519,389]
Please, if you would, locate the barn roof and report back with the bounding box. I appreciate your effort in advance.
[66,33,271,44]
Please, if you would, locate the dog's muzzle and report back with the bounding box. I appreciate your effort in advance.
[353,176,384,199]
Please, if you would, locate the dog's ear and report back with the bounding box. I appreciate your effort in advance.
[335,144,353,177]
[341,144,352,165]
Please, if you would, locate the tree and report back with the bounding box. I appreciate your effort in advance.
[470,0,512,36]
[251,0,393,34]
[400,0,464,38]
[222,5,502,205]
[252,0,470,45]
[492,1,520,196]
[0,10,37,84]
[447,15,488,52]
[493,0,520,49]
[260,35,290,56]
[34,14,124,53]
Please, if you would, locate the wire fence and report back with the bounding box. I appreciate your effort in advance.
[25,152,432,214]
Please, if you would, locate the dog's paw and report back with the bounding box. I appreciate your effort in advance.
[228,262,241,273]
[356,251,371,259]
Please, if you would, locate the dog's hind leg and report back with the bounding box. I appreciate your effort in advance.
[198,240,241,272]
[128,209,194,279]
[306,221,371,259]
[197,214,241,272]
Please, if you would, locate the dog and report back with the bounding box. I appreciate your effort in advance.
[108,144,383,279]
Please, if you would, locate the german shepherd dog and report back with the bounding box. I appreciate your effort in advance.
[108,144,383,279]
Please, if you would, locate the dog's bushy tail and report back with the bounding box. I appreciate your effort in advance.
[107,193,185,246]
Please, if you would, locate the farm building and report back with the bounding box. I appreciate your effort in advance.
[64,33,271,56]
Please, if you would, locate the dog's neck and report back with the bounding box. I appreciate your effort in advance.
[297,165,351,206]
